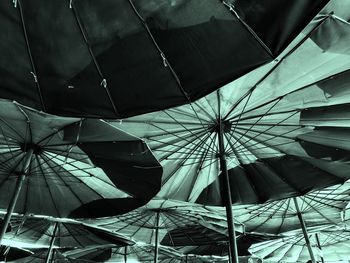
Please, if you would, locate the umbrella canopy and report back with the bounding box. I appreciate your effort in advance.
[163,231,278,257]
[110,1,350,206]
[81,199,242,245]
[0,0,328,118]
[233,181,350,235]
[249,226,350,263]
[2,216,133,249]
[0,99,162,221]
[64,243,180,263]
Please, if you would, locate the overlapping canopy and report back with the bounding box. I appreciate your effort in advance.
[110,7,350,205]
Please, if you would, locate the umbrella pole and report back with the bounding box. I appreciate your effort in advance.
[154,210,160,263]
[218,124,239,263]
[45,222,59,263]
[315,233,325,263]
[124,246,127,263]
[0,149,34,244]
[293,197,316,263]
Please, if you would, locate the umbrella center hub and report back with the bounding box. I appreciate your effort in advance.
[213,120,232,133]
[20,143,42,155]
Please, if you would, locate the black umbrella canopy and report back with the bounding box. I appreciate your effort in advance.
[0,0,328,118]
[232,181,350,235]
[1,216,133,249]
[110,0,350,205]
[0,99,162,219]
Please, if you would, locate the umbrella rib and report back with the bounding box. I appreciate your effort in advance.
[40,153,105,200]
[228,134,296,157]
[35,154,63,217]
[221,1,274,58]
[228,132,304,194]
[302,197,339,225]
[248,200,287,233]
[147,122,215,156]
[227,110,301,155]
[16,0,46,111]
[222,14,331,121]
[162,110,215,151]
[231,98,282,148]
[232,123,303,147]
[161,132,215,185]
[0,152,27,190]
[305,189,346,211]
[126,0,191,103]
[70,4,119,116]
[276,198,292,235]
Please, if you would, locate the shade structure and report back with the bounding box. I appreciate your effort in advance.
[64,243,180,263]
[232,181,350,235]
[249,226,350,263]
[0,0,329,118]
[109,2,350,205]
[0,98,162,235]
[1,216,133,249]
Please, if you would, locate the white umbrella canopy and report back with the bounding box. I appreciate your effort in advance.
[232,181,350,235]
[79,199,243,245]
[249,226,350,263]
[63,243,181,263]
[110,0,350,206]
[1,216,133,249]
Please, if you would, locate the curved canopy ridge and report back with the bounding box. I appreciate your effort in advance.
[0,0,328,118]
[111,5,350,205]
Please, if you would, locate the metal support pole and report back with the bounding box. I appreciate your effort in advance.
[154,210,160,263]
[293,197,316,263]
[185,255,188,263]
[218,122,239,263]
[0,149,34,244]
[45,222,59,263]
[124,246,127,263]
[315,233,325,263]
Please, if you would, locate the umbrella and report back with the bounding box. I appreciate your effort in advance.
[0,99,162,244]
[2,216,133,263]
[110,2,350,261]
[249,226,350,263]
[232,181,350,261]
[80,199,243,263]
[64,243,180,263]
[0,0,328,118]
